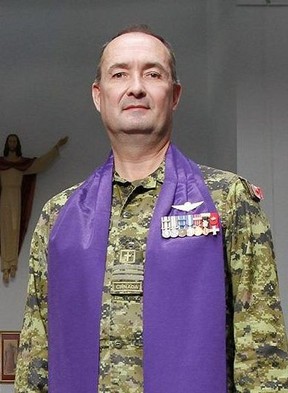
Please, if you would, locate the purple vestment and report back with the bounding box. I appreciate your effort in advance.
[48,144,227,392]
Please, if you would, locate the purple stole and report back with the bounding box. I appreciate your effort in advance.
[48,144,226,393]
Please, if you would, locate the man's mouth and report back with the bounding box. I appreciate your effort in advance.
[124,105,149,110]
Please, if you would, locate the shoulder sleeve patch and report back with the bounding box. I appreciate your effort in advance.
[240,177,264,202]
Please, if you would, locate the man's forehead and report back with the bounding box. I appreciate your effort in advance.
[102,32,170,65]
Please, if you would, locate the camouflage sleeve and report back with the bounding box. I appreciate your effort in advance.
[15,185,79,392]
[225,178,288,392]
[14,204,51,393]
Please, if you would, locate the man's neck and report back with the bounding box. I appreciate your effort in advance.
[112,139,170,181]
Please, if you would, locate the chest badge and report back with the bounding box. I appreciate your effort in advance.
[172,201,203,212]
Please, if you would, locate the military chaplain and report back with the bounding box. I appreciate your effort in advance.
[15,25,288,393]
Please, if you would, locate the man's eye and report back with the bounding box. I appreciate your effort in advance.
[147,72,161,79]
[112,72,125,79]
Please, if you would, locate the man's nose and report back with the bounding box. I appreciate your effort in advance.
[126,75,146,97]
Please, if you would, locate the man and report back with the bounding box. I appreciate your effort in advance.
[0,134,68,283]
[15,25,288,393]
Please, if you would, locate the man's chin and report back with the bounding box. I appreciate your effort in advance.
[119,124,154,135]
[123,129,153,134]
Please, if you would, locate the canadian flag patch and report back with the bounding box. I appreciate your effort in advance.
[251,184,264,200]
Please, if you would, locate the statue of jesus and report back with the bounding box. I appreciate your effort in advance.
[0,134,68,283]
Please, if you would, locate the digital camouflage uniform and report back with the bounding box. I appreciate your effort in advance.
[15,163,288,393]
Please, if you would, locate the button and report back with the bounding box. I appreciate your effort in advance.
[122,211,131,219]
[114,339,123,349]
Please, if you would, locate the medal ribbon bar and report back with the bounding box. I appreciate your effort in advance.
[161,212,220,239]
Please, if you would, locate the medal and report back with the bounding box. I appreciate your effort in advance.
[178,215,187,237]
[209,212,220,235]
[161,216,171,238]
[194,226,203,236]
[186,227,195,236]
[202,214,209,236]
[186,214,194,236]
[161,210,220,239]
[193,214,203,236]
[170,215,179,238]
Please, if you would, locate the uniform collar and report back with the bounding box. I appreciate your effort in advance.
[113,161,165,189]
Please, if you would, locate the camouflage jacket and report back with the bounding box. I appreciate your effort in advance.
[15,164,288,393]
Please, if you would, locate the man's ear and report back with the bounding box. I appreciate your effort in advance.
[172,83,182,111]
[92,83,101,112]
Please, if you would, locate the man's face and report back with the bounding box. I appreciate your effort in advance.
[7,136,18,152]
[92,32,181,141]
